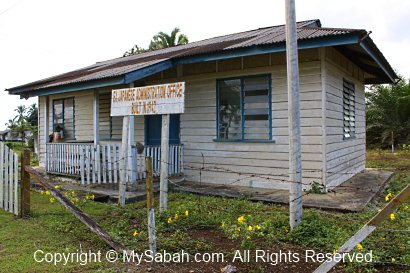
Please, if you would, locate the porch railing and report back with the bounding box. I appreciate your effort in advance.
[46,143,183,185]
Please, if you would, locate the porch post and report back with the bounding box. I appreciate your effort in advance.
[93,90,100,145]
[44,96,49,169]
[128,83,136,183]
[159,114,170,212]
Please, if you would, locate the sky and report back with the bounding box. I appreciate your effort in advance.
[0,0,409,130]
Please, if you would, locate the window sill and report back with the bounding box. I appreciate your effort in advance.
[343,136,356,141]
[213,139,275,143]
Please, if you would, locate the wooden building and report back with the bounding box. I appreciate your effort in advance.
[6,19,397,190]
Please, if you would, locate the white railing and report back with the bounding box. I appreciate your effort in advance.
[46,143,93,176]
[46,143,183,185]
[0,143,19,215]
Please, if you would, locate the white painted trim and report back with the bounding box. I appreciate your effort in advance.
[93,90,100,144]
[320,48,327,188]
[44,96,49,168]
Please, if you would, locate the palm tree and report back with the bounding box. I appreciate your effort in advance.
[366,77,410,151]
[149,27,189,50]
[123,27,189,56]
[123,45,147,57]
[14,105,26,123]
[5,119,17,136]
[27,103,38,127]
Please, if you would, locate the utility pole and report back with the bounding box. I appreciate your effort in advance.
[285,0,303,229]
[118,116,129,206]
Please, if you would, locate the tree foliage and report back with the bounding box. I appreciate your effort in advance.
[4,104,38,144]
[366,77,410,148]
[123,27,189,57]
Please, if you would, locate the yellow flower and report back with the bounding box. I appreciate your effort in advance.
[255,225,261,230]
[174,213,179,220]
[247,225,253,231]
[54,185,61,189]
[333,249,337,254]
[133,231,139,237]
[390,213,395,220]
[184,210,189,217]
[377,209,382,213]
[237,216,245,224]
[49,197,55,203]
[45,191,50,196]
[357,243,363,252]
[285,227,289,234]
[167,218,173,224]
[391,258,396,263]
[40,191,44,195]
[404,206,409,210]
[236,227,241,232]
[385,193,393,202]
[221,223,225,228]
[90,194,95,200]
[71,191,75,195]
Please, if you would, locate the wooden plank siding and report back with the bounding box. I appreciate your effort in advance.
[37,47,366,190]
[142,49,324,189]
[323,47,366,189]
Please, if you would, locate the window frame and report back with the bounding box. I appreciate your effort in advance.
[52,97,75,140]
[215,74,273,142]
[342,78,355,140]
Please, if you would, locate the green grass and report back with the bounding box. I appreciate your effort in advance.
[0,150,409,272]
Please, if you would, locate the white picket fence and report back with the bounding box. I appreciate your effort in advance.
[46,143,183,185]
[0,143,19,216]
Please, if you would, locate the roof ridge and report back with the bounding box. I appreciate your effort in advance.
[97,19,321,64]
[301,26,366,32]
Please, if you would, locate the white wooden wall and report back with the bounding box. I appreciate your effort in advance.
[37,48,367,190]
[143,50,324,190]
[323,47,366,189]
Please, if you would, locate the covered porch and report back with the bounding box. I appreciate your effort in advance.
[45,142,183,184]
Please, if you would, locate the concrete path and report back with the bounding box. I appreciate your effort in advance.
[34,167,393,211]
[171,169,393,212]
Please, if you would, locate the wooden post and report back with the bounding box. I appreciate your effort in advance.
[20,149,31,218]
[391,131,394,153]
[24,166,127,252]
[160,114,170,212]
[285,0,303,229]
[93,90,100,145]
[128,83,136,183]
[119,116,129,206]
[146,156,156,256]
[128,116,135,183]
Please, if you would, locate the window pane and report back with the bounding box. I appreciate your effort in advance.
[53,100,63,131]
[243,76,270,140]
[64,98,74,139]
[218,79,242,139]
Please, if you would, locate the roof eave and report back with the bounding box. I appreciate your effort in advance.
[359,36,397,84]
[11,32,397,98]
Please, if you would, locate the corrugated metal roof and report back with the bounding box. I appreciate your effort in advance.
[7,19,378,93]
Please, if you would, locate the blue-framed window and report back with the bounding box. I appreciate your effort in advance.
[53,97,75,140]
[343,79,355,140]
[217,74,272,141]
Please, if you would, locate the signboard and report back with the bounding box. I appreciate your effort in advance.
[110,82,185,116]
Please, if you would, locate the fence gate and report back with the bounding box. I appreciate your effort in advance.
[0,143,19,216]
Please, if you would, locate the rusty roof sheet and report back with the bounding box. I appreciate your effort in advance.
[8,19,372,93]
